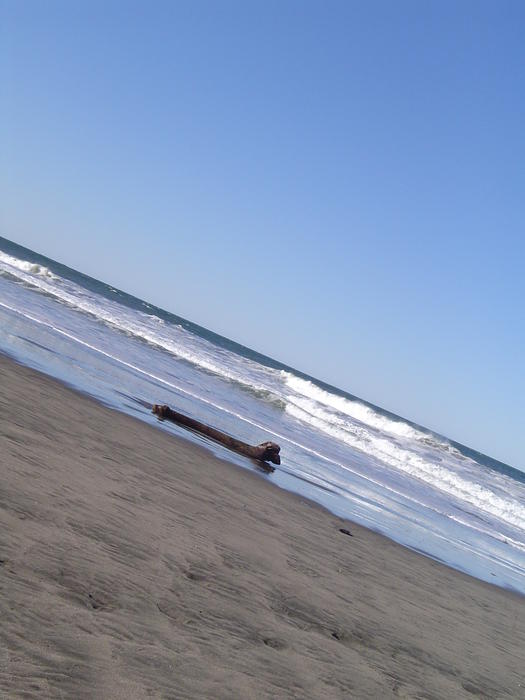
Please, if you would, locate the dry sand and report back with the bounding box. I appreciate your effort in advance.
[1,354,524,699]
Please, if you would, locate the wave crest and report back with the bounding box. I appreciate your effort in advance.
[0,251,58,280]
[282,373,425,440]
[285,400,525,532]
[0,249,286,405]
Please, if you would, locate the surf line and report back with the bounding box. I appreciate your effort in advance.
[5,299,524,553]
[0,301,336,455]
[0,300,442,503]
[0,299,457,504]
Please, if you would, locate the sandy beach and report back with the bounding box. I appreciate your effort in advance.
[0,354,524,699]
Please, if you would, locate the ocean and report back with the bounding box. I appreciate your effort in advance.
[1,235,524,595]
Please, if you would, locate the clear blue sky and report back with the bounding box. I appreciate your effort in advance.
[2,1,524,469]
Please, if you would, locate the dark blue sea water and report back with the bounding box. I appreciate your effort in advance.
[1,235,524,594]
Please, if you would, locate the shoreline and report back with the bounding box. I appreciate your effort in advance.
[3,349,521,597]
[1,354,524,698]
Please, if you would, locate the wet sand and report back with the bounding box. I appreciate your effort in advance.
[1,354,524,699]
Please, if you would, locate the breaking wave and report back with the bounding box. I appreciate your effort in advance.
[282,373,427,439]
[0,251,58,280]
[285,400,525,532]
[0,249,284,403]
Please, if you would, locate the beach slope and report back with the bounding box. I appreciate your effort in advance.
[1,355,524,699]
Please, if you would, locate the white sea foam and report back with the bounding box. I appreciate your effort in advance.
[145,314,165,324]
[283,373,428,440]
[0,251,58,280]
[0,250,282,398]
[285,401,525,532]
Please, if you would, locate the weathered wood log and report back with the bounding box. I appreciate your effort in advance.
[152,404,281,465]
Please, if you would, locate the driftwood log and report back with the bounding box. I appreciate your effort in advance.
[152,404,281,466]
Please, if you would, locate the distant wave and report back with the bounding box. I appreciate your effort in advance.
[285,400,525,532]
[0,251,58,281]
[0,249,285,405]
[145,314,165,324]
